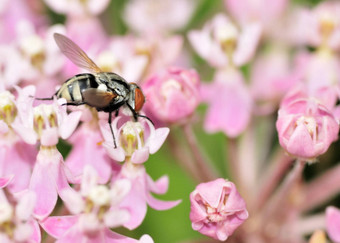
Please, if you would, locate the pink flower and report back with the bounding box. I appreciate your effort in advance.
[250,46,298,111]
[276,98,339,161]
[66,122,113,184]
[0,87,37,193]
[43,0,110,17]
[41,166,154,243]
[143,67,201,124]
[326,206,340,243]
[0,190,41,243]
[114,163,181,230]
[100,117,169,164]
[188,14,261,68]
[190,178,248,241]
[123,0,196,35]
[224,0,288,30]
[13,98,81,146]
[202,68,252,137]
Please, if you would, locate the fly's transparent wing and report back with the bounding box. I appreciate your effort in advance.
[54,33,102,73]
[82,88,117,108]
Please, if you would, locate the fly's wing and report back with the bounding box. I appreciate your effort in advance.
[82,88,117,108]
[54,33,102,73]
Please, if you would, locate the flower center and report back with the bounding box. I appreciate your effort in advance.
[213,24,238,65]
[33,104,58,138]
[19,35,45,70]
[318,13,336,43]
[97,51,121,73]
[296,116,317,139]
[120,121,144,156]
[0,91,17,125]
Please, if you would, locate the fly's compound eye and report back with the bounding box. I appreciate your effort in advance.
[134,87,145,112]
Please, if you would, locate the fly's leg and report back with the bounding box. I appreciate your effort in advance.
[115,109,119,117]
[126,103,154,126]
[108,111,117,148]
[61,102,86,106]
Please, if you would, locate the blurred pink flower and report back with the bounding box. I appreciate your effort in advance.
[43,0,110,17]
[132,34,184,77]
[100,117,169,164]
[92,36,148,83]
[190,178,248,241]
[42,166,153,243]
[202,68,252,137]
[15,21,66,82]
[114,163,181,230]
[224,0,288,28]
[250,46,298,111]
[276,98,339,161]
[292,51,340,110]
[0,190,40,243]
[188,14,261,68]
[326,206,340,243]
[0,87,37,193]
[66,123,113,184]
[123,0,196,35]
[143,67,200,124]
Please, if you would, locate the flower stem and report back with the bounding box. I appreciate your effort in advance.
[182,124,218,182]
[255,148,294,210]
[261,160,306,219]
[301,163,340,213]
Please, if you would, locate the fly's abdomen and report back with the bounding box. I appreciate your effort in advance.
[56,73,98,103]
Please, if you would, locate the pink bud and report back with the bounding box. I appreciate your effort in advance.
[276,98,339,161]
[143,67,200,123]
[189,178,248,241]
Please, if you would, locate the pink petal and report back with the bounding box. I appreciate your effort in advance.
[130,148,149,164]
[146,175,169,194]
[29,160,58,220]
[40,215,79,239]
[0,175,13,188]
[104,228,142,243]
[147,127,169,154]
[40,127,59,146]
[326,206,340,243]
[15,190,36,221]
[103,142,126,162]
[233,22,262,66]
[146,193,181,211]
[59,111,82,139]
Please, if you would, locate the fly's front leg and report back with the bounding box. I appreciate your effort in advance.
[108,111,117,148]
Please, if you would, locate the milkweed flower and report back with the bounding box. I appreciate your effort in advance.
[202,68,252,137]
[326,206,340,243]
[100,117,169,164]
[41,166,154,243]
[13,98,82,219]
[0,190,40,243]
[276,97,339,161]
[114,164,181,230]
[188,13,261,68]
[143,67,201,124]
[0,86,37,193]
[189,178,248,241]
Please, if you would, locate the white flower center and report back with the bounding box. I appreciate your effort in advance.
[88,185,111,206]
[97,51,120,72]
[0,91,17,124]
[0,203,13,224]
[161,79,181,99]
[214,24,238,43]
[20,35,44,57]
[122,121,143,137]
[297,116,317,137]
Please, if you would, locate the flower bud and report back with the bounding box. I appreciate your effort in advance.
[190,179,248,241]
[143,67,200,124]
[276,98,339,161]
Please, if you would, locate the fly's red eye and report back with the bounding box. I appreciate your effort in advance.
[134,88,145,112]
